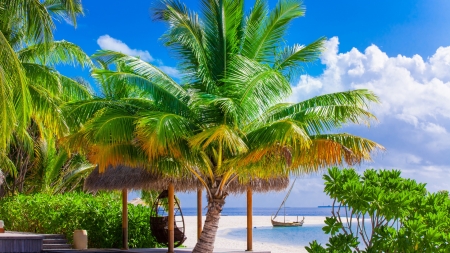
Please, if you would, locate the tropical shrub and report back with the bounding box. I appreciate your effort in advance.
[306,167,450,253]
[0,192,162,248]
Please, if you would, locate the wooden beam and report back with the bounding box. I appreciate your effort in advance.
[197,188,202,240]
[246,186,253,251]
[168,183,174,253]
[122,189,129,250]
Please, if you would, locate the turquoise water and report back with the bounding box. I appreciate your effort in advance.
[183,207,334,247]
[220,224,330,247]
[182,207,334,216]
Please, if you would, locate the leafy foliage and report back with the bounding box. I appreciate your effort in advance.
[0,0,93,197]
[0,192,162,248]
[66,0,383,251]
[306,168,450,253]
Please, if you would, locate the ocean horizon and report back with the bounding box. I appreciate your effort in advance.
[182,206,335,217]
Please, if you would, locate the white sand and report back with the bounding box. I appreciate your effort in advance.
[183,216,326,253]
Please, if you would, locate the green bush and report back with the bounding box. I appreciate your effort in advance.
[306,167,450,253]
[0,192,162,248]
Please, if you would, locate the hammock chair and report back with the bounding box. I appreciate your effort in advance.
[150,190,187,247]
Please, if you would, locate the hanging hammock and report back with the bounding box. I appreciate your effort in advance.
[150,190,187,247]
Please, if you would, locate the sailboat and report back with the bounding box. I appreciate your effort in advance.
[271,178,305,227]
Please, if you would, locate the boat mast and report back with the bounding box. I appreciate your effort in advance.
[273,178,297,220]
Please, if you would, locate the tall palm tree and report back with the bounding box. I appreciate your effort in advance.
[68,0,384,252]
[0,0,93,196]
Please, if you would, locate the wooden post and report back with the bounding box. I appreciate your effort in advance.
[246,186,253,251]
[197,188,202,240]
[168,183,175,253]
[122,189,129,250]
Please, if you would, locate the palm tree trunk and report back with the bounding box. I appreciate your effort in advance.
[192,190,226,253]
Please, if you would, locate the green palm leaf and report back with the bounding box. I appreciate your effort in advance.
[92,50,186,98]
[274,36,326,78]
[17,40,93,68]
[244,0,305,62]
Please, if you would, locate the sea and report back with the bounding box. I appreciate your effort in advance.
[183,207,334,247]
[182,206,334,216]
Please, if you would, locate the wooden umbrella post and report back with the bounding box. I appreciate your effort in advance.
[246,186,253,251]
[197,188,202,240]
[122,189,129,250]
[168,183,175,253]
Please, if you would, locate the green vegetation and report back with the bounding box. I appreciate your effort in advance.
[63,0,383,251]
[1,0,384,252]
[0,192,161,248]
[0,0,94,197]
[307,168,450,253]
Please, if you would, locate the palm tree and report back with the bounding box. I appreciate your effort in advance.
[0,0,93,196]
[68,0,384,252]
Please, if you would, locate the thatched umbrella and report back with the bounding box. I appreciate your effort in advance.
[84,165,201,192]
[84,165,289,251]
[84,165,201,250]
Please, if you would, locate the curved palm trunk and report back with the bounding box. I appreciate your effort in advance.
[192,189,226,253]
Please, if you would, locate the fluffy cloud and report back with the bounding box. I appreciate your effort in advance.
[96,35,181,79]
[97,35,154,62]
[288,37,450,195]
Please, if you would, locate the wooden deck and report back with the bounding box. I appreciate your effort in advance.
[0,232,43,253]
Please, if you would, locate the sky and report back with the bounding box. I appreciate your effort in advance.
[55,0,450,208]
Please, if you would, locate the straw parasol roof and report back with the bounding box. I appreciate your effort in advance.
[84,165,289,194]
[84,165,201,192]
[226,176,290,194]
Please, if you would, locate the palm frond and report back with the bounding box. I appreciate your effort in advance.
[0,31,20,151]
[43,0,84,27]
[0,153,17,177]
[189,124,248,156]
[91,68,190,116]
[240,0,268,56]
[92,50,187,98]
[154,0,216,91]
[244,0,304,62]
[81,107,138,145]
[222,55,291,123]
[135,111,194,161]
[291,133,384,172]
[250,90,379,132]
[63,98,113,130]
[200,0,244,81]
[1,0,55,45]
[28,83,67,137]
[59,76,93,102]
[274,36,325,78]
[17,40,93,68]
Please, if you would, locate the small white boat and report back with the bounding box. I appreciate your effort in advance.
[271,216,304,227]
[271,178,305,227]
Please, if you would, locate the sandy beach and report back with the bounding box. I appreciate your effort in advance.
[183,216,326,253]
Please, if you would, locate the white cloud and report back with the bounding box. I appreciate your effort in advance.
[290,37,450,130]
[159,66,182,79]
[97,35,154,62]
[287,37,450,199]
[421,122,447,134]
[96,35,182,79]
[289,37,450,142]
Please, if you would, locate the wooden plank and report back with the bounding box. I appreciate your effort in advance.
[0,233,43,253]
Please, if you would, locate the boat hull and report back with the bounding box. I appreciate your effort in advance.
[271,219,304,227]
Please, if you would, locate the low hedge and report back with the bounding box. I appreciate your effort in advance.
[0,192,162,248]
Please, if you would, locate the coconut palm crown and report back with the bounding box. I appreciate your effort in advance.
[0,0,93,195]
[67,0,384,252]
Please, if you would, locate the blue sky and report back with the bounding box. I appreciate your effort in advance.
[56,0,450,207]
